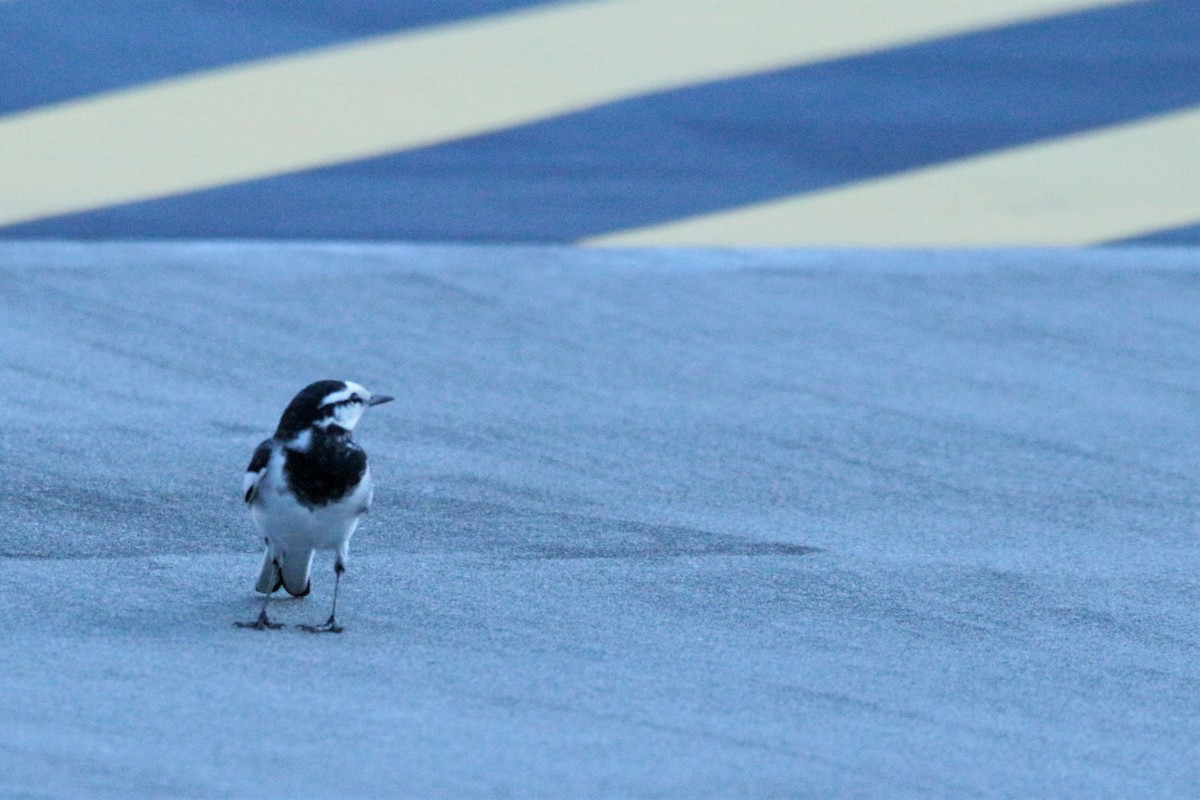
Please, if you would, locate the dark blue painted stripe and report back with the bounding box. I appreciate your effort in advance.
[1109,222,1200,246]
[3,0,1198,241]
[0,0,567,114]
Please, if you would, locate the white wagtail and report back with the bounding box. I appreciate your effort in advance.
[235,380,392,633]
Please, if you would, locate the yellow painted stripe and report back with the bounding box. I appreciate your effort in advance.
[586,105,1200,247]
[0,0,1135,228]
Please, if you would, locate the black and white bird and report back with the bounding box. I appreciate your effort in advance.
[235,380,392,633]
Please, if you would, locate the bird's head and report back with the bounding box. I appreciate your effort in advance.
[274,379,393,439]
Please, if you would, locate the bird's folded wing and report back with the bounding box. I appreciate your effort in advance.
[243,440,273,504]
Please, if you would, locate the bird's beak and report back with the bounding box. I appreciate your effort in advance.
[368,394,394,406]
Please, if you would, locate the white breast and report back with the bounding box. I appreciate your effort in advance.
[250,450,373,551]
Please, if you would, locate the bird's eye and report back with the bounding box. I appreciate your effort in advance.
[350,394,361,403]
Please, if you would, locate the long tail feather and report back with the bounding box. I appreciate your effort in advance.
[254,547,282,594]
[278,549,314,597]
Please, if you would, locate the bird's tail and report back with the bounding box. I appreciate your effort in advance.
[278,549,314,597]
[254,546,314,597]
[254,547,282,594]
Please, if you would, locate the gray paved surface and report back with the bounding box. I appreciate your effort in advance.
[3,2,1199,244]
[1,242,1198,798]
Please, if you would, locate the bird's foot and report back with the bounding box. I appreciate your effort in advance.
[298,615,343,634]
[234,610,284,630]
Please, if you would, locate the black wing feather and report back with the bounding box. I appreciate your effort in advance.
[244,440,272,504]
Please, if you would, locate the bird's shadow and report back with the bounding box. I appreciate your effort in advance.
[514,539,821,561]
[391,493,822,562]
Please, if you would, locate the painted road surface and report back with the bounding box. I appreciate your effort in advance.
[1,0,1197,245]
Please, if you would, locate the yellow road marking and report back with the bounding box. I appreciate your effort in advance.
[586,105,1200,247]
[0,0,1135,227]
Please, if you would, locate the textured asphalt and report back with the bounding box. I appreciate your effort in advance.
[2,242,1197,797]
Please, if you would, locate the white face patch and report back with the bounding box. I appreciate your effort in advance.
[315,381,370,431]
[326,401,365,431]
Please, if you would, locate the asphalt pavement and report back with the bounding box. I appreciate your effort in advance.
[1,241,1197,798]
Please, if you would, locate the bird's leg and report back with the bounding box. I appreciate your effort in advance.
[300,559,345,634]
[235,560,285,630]
[235,595,283,630]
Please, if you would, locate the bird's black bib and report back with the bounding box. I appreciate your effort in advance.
[283,429,367,509]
